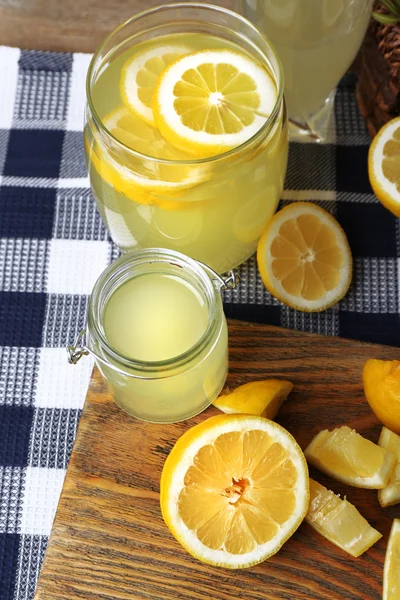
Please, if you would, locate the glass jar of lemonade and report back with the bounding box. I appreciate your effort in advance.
[85,3,288,274]
[68,249,235,423]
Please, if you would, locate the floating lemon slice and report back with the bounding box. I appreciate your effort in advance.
[368,116,400,217]
[121,44,190,126]
[378,427,400,508]
[306,479,382,557]
[304,425,396,489]
[89,107,207,205]
[257,202,352,312]
[160,414,309,568]
[153,49,277,158]
[383,519,400,600]
[213,379,293,419]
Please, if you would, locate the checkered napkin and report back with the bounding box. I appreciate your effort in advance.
[0,44,399,600]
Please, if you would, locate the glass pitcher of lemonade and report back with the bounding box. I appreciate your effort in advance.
[240,0,372,141]
[85,3,288,274]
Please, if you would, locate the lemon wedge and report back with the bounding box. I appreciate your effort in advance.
[257,202,352,312]
[160,414,309,568]
[304,425,396,489]
[121,44,190,126]
[306,478,382,557]
[153,49,277,158]
[383,519,400,600]
[378,427,400,508]
[87,107,207,205]
[213,379,293,419]
[368,116,400,217]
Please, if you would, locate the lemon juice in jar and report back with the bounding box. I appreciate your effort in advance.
[85,3,288,274]
[76,249,231,423]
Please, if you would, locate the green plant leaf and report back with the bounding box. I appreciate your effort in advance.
[380,0,400,13]
[373,10,400,24]
[379,0,400,15]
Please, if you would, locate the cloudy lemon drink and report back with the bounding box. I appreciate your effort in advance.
[85,3,288,273]
[87,249,229,423]
[241,0,372,137]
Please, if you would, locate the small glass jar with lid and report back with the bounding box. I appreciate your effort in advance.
[68,248,238,423]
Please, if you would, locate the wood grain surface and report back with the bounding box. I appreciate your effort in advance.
[0,0,235,53]
[34,320,400,600]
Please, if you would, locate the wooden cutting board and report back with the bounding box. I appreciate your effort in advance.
[34,320,400,600]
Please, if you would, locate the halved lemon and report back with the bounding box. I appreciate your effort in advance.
[368,116,400,217]
[378,427,400,508]
[383,519,400,600]
[363,358,400,435]
[88,107,207,205]
[160,414,309,568]
[213,379,293,419]
[153,49,277,158]
[121,43,190,126]
[257,202,352,312]
[305,478,382,557]
[304,425,396,489]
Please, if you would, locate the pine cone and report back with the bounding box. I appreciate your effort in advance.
[374,5,400,80]
[356,5,400,136]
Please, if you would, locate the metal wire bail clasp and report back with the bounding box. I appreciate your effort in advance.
[197,261,240,291]
[220,270,240,291]
[67,330,89,364]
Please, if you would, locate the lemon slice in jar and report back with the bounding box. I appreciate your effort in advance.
[153,49,277,158]
[120,43,191,126]
[88,107,207,205]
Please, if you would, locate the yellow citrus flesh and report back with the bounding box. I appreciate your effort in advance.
[88,107,207,206]
[378,427,400,508]
[363,359,400,435]
[383,519,400,600]
[153,49,277,158]
[120,44,190,126]
[368,117,400,217]
[160,414,309,568]
[306,479,382,558]
[304,425,396,489]
[257,202,352,312]
[213,380,293,419]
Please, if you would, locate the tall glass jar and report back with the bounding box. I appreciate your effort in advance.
[85,2,288,274]
[68,249,235,423]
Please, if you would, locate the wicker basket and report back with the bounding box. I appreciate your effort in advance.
[356,9,400,137]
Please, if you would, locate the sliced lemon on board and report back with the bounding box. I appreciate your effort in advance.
[257,202,352,312]
[305,478,382,557]
[368,116,400,217]
[213,379,293,419]
[304,425,396,489]
[378,427,400,508]
[160,414,309,568]
[383,519,400,600]
[121,44,190,126]
[88,107,207,205]
[363,359,400,435]
[153,49,277,158]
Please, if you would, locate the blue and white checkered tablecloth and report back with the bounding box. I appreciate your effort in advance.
[0,44,399,600]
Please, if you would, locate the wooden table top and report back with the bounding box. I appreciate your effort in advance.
[0,0,235,53]
[35,320,400,600]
